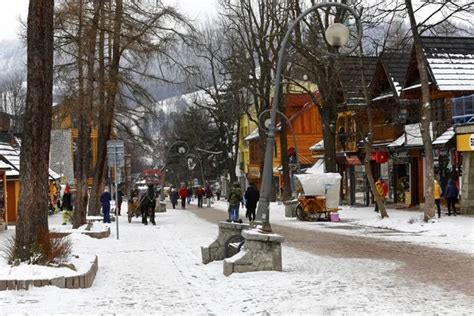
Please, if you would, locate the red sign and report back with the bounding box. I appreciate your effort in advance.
[370,151,388,164]
[143,169,163,176]
[142,169,165,184]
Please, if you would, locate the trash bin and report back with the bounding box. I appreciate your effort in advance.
[283,199,298,218]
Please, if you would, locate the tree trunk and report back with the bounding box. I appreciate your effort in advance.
[88,0,106,216]
[73,0,101,228]
[406,0,436,221]
[89,0,123,215]
[15,0,54,261]
[357,47,389,218]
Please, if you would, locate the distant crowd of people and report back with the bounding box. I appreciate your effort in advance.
[166,182,260,224]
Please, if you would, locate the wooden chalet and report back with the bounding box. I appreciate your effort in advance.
[244,82,322,199]
[368,52,416,206]
[334,56,378,205]
[394,36,474,207]
[0,141,60,223]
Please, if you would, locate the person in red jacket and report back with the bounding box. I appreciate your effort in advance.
[178,185,188,209]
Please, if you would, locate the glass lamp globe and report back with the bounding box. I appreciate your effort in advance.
[325,23,350,47]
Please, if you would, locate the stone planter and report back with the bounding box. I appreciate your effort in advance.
[156,202,167,213]
[0,255,98,291]
[223,228,284,276]
[50,227,110,239]
[201,221,250,264]
[283,199,299,218]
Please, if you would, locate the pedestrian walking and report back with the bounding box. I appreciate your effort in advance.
[196,186,204,208]
[434,179,442,218]
[216,189,221,201]
[244,182,260,223]
[117,186,124,216]
[374,177,388,213]
[445,179,459,216]
[61,184,73,225]
[205,185,213,207]
[179,185,188,209]
[226,182,243,223]
[169,186,178,209]
[187,187,193,204]
[100,187,112,223]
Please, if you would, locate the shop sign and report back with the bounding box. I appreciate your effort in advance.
[456,134,474,152]
[370,151,389,164]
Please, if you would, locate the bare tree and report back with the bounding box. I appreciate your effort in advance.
[15,0,54,261]
[0,72,26,132]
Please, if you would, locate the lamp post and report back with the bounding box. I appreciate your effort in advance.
[255,2,363,232]
[259,109,300,197]
[160,141,189,201]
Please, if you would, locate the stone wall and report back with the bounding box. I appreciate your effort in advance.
[50,228,111,239]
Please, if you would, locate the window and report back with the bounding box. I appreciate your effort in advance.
[432,98,446,122]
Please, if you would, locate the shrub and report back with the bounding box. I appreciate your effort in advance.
[1,234,73,266]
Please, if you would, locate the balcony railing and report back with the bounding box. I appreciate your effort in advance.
[452,94,474,124]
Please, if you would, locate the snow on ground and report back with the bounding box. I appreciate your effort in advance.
[211,200,474,255]
[0,201,472,314]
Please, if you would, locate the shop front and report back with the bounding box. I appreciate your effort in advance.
[455,126,474,214]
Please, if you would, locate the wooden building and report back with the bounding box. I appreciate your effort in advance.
[396,36,474,206]
[243,82,322,198]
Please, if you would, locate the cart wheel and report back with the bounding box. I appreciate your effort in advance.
[296,205,307,221]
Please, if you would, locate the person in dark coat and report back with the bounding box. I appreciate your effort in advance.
[445,179,459,216]
[226,182,243,222]
[169,186,178,209]
[100,187,112,223]
[61,184,73,225]
[61,184,73,212]
[244,183,260,222]
[117,186,124,216]
[204,185,213,207]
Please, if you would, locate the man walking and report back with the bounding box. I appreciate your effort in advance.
[100,187,112,223]
[244,182,260,223]
[227,182,243,222]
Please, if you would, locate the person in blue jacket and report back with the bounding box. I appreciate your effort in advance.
[101,187,112,223]
[445,179,459,216]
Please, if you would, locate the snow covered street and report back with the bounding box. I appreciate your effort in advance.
[0,201,473,315]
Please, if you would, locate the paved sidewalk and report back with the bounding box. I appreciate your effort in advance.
[187,202,474,297]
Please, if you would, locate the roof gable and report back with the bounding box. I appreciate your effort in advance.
[337,56,378,107]
[404,36,474,92]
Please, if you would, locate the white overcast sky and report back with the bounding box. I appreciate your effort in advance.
[0,0,218,41]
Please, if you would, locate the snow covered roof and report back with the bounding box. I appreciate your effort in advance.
[309,140,324,151]
[388,123,433,148]
[422,37,474,91]
[0,142,59,180]
[432,126,455,146]
[337,57,378,107]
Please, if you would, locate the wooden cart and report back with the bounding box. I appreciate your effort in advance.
[294,172,342,221]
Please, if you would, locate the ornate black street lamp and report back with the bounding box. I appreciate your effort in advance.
[255,2,363,232]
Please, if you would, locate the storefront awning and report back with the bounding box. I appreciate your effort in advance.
[432,127,455,146]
